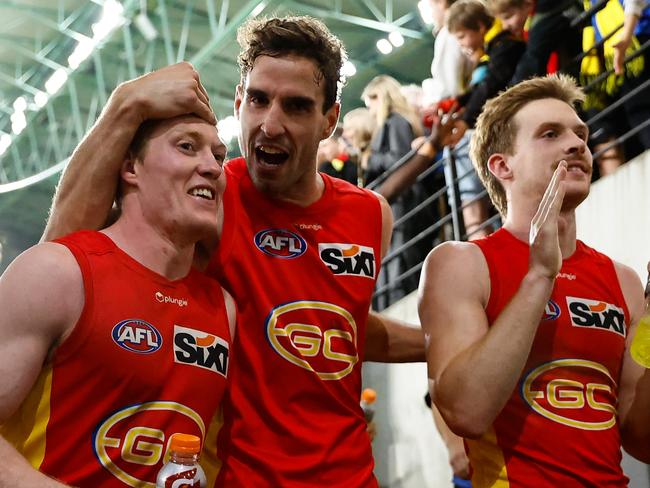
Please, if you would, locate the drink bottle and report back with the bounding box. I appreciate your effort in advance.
[360,387,377,422]
[156,433,207,488]
[630,263,650,368]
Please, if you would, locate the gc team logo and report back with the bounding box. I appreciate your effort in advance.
[521,359,617,430]
[112,319,162,354]
[254,229,307,259]
[266,301,358,380]
[93,401,204,487]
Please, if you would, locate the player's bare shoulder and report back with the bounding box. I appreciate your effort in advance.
[0,241,84,339]
[612,260,645,322]
[420,240,491,307]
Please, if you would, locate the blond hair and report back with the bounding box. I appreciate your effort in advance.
[361,75,423,137]
[342,108,376,153]
[470,74,585,216]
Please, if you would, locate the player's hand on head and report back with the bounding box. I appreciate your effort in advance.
[528,160,567,280]
[119,62,216,125]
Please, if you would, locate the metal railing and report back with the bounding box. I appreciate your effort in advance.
[371,9,649,310]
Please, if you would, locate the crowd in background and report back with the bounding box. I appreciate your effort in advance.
[317,0,650,308]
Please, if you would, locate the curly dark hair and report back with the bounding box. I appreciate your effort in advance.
[236,15,347,113]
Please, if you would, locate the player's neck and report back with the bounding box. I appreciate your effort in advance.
[103,215,196,281]
[262,171,325,207]
[504,208,578,259]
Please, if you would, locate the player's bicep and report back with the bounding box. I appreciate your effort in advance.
[0,244,83,420]
[418,242,490,382]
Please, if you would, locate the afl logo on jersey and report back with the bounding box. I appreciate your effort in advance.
[266,300,358,380]
[542,300,561,321]
[112,319,162,354]
[521,359,617,431]
[94,401,204,486]
[254,229,307,259]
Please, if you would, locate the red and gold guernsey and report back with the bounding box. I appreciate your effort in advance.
[470,228,630,487]
[208,157,382,487]
[1,231,231,487]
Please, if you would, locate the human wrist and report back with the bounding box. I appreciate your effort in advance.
[106,80,147,131]
[523,268,556,289]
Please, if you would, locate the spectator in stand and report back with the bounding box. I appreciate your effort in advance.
[341,107,376,187]
[500,0,584,85]
[317,129,358,186]
[362,75,424,304]
[581,0,650,176]
[447,0,526,136]
[422,0,490,242]
[444,0,526,237]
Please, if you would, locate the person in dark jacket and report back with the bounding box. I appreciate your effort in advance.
[361,75,426,306]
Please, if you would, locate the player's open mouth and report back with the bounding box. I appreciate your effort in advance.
[188,186,215,200]
[256,145,289,165]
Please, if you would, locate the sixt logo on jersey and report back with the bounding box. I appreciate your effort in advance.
[542,299,561,321]
[112,319,162,354]
[174,325,229,377]
[254,229,307,259]
[566,296,626,337]
[318,243,376,279]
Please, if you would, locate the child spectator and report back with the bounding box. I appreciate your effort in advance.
[488,0,583,85]
[447,0,527,135]
[444,0,526,236]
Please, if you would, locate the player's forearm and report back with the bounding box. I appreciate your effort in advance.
[42,82,143,241]
[435,272,554,438]
[363,311,425,362]
[0,437,71,487]
[620,369,650,463]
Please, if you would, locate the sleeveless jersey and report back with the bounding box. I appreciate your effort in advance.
[209,157,382,487]
[470,228,630,487]
[1,231,231,487]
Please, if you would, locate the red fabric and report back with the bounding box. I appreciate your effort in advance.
[469,228,629,487]
[36,231,230,486]
[211,157,381,488]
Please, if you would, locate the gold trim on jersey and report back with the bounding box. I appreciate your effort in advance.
[0,365,53,469]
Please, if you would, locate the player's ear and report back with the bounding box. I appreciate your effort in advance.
[322,102,340,140]
[234,84,243,120]
[487,153,513,182]
[120,152,139,187]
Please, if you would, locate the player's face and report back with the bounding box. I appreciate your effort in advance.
[508,98,592,210]
[235,54,339,202]
[136,115,226,239]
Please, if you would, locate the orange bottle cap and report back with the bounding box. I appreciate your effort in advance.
[170,433,201,454]
[361,388,377,404]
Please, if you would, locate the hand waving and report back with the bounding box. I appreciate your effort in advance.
[529,161,567,280]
